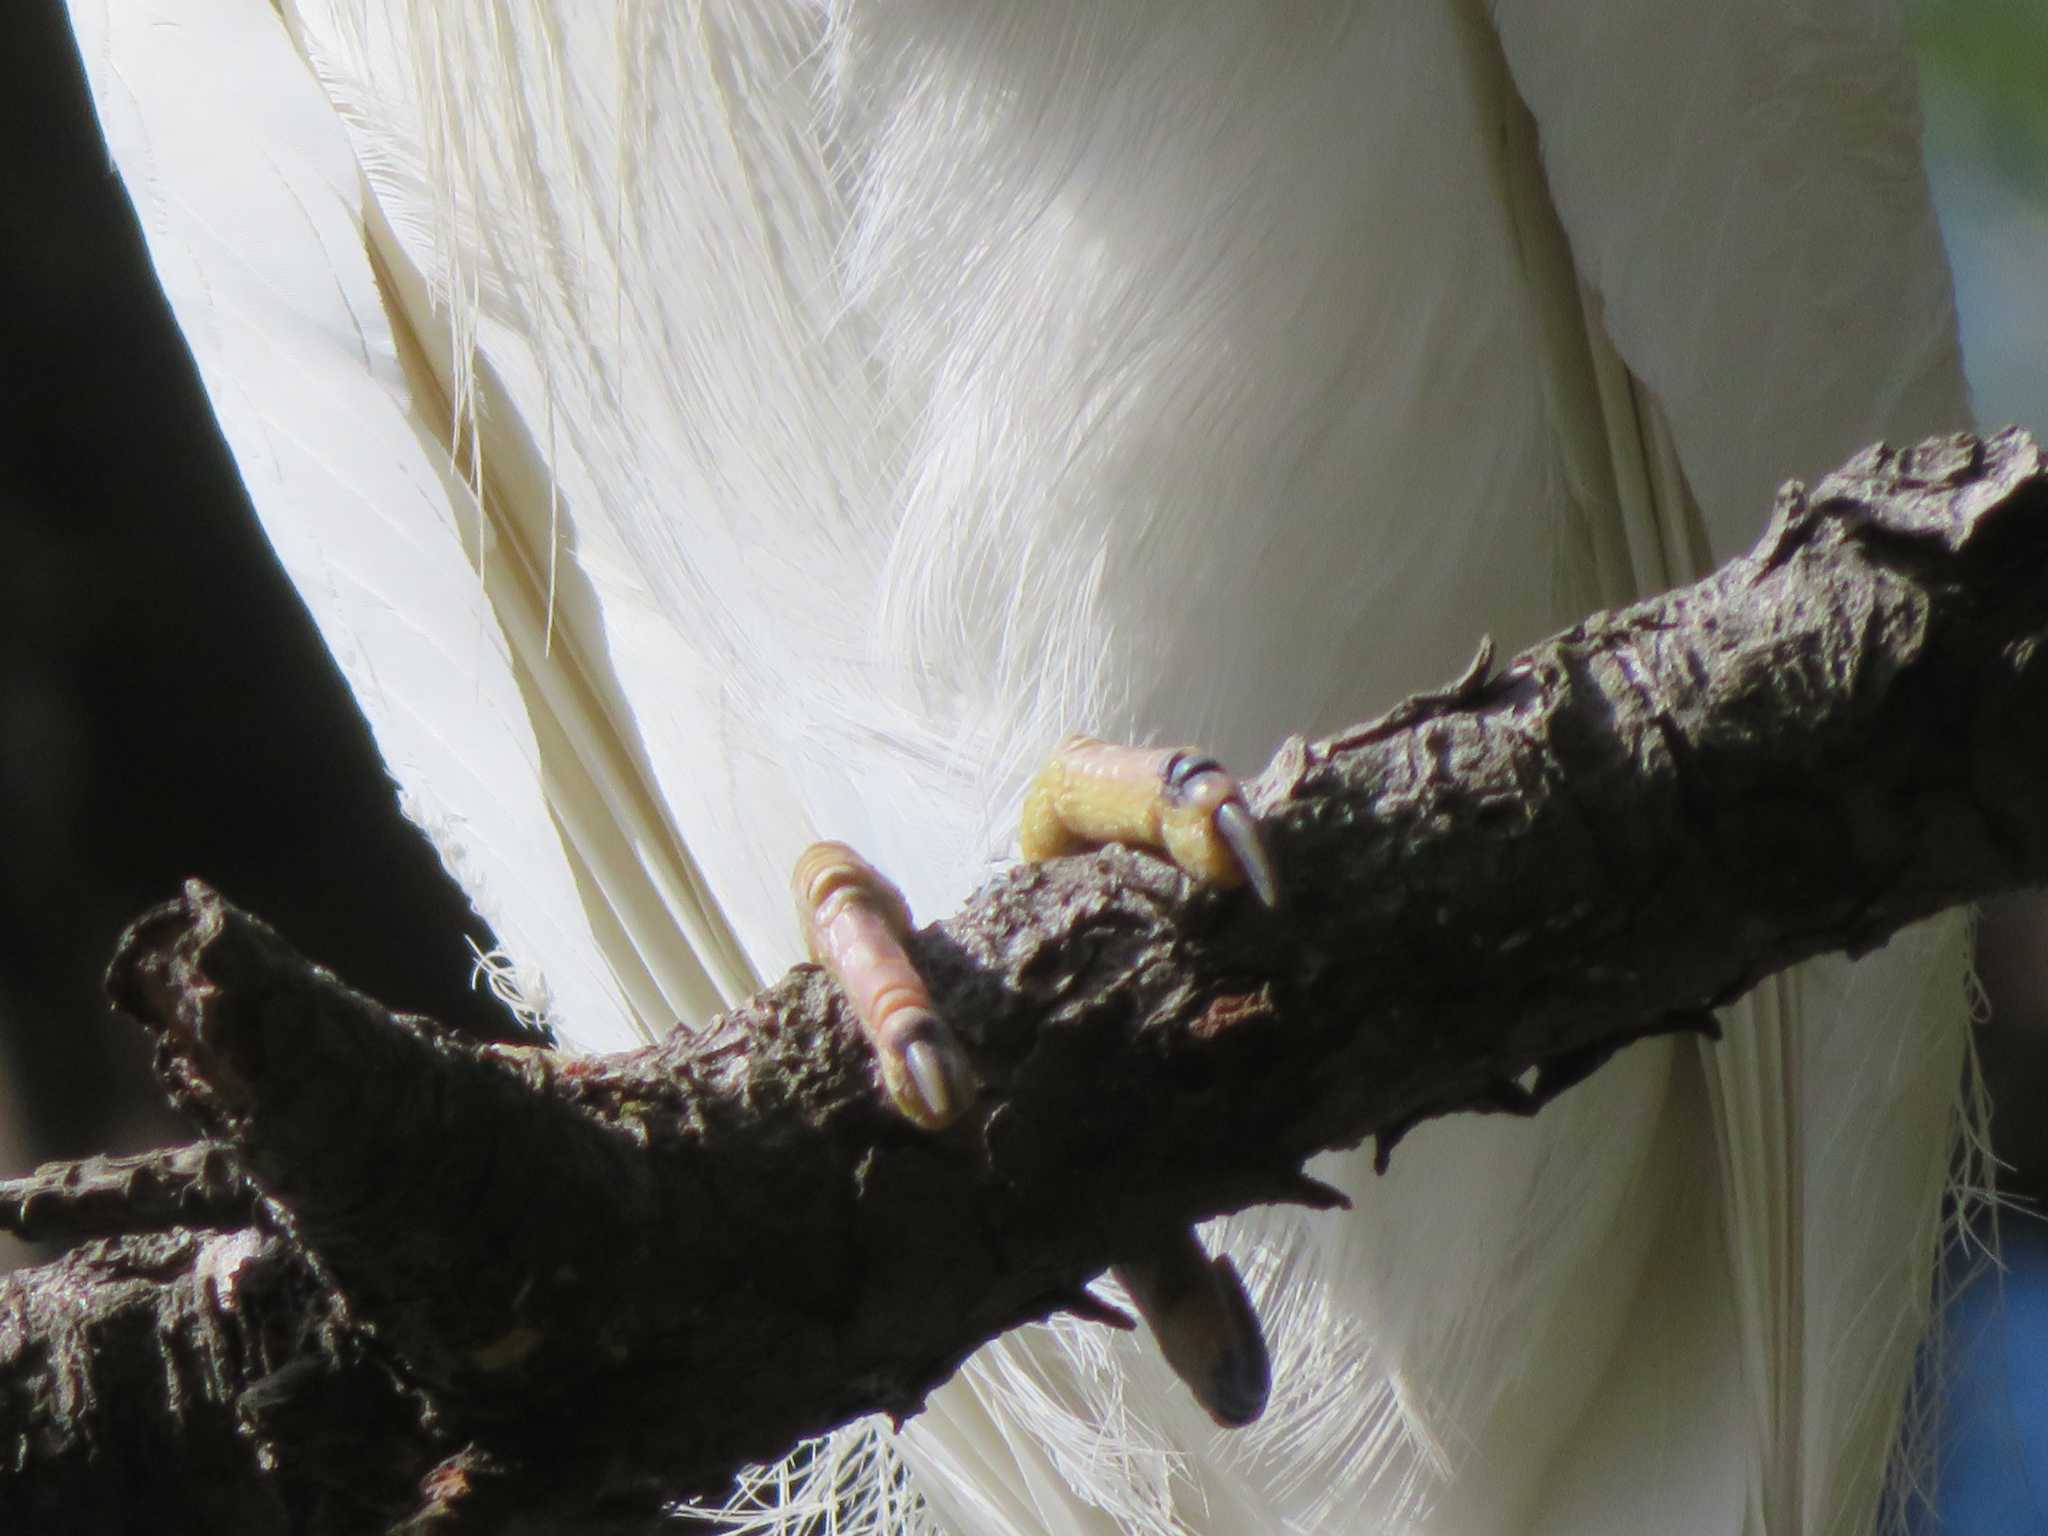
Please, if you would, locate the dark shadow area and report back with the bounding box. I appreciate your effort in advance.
[0,0,510,1263]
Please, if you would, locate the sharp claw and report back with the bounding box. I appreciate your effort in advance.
[1212,799,1279,908]
[1116,1229,1273,1429]
[903,1032,961,1127]
[795,842,977,1131]
[1020,738,1277,903]
[882,1008,976,1130]
[1199,1254,1272,1427]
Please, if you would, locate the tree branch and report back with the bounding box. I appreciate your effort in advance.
[4,430,2044,1533]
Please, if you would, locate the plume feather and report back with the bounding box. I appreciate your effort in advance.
[67,2,1980,1532]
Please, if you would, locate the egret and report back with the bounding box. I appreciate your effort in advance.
[65,2,1981,1532]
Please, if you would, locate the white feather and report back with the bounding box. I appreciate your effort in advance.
[66,3,1982,1534]
[61,0,649,1042]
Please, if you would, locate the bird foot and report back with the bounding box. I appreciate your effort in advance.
[1018,735,1278,906]
[792,841,976,1130]
[793,737,1271,1131]
[1017,735,1275,1423]
[793,736,1275,1423]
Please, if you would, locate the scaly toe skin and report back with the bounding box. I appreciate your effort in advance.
[1115,1226,1272,1428]
[793,841,977,1130]
[1019,735,1279,905]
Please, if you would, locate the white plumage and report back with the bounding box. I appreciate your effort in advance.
[67,3,1981,1532]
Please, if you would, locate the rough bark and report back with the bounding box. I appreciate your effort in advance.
[3,430,2044,1533]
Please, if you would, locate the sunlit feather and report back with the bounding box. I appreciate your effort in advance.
[66,2,1980,1532]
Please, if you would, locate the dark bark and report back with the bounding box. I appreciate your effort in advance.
[3,429,2045,1533]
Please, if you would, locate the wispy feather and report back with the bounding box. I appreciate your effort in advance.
[68,1,1982,1531]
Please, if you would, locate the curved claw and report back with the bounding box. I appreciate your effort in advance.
[793,842,977,1130]
[1019,736,1281,904]
[1115,1226,1271,1428]
[893,1016,975,1129]
[1209,794,1279,908]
